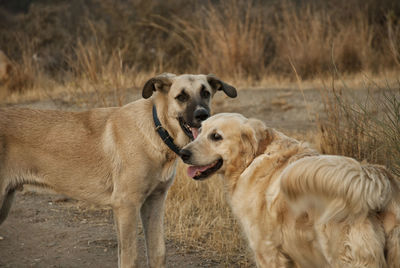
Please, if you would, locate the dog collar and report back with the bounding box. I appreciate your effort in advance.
[152,105,181,155]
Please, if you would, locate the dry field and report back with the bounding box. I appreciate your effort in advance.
[0,0,399,267]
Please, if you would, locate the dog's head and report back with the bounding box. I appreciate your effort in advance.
[142,73,237,141]
[179,113,271,180]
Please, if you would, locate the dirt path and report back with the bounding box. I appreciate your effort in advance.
[0,192,212,268]
[0,87,329,267]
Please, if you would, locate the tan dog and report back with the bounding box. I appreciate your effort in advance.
[0,74,237,268]
[180,113,400,267]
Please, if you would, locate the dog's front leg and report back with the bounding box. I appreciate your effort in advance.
[140,180,173,268]
[113,204,141,268]
[0,188,16,225]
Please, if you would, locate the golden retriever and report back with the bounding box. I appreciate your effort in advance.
[179,113,400,267]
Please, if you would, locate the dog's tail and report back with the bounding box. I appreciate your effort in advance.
[281,155,394,223]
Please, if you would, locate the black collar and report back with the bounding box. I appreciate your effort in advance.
[152,105,181,155]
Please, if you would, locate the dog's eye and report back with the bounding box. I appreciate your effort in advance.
[176,91,189,102]
[209,132,222,141]
[200,85,210,99]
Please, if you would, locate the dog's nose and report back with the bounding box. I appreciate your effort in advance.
[194,108,209,122]
[179,149,192,162]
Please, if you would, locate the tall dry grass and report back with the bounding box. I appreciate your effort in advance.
[388,13,400,69]
[1,36,41,93]
[1,0,399,99]
[147,0,271,80]
[273,3,378,77]
[65,38,132,108]
[317,78,400,177]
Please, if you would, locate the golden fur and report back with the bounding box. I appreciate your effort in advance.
[181,113,400,267]
[0,74,236,268]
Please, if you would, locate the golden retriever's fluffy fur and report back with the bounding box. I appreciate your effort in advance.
[181,113,400,267]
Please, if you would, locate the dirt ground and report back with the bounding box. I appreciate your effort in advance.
[0,87,328,267]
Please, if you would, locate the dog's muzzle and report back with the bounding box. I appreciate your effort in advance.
[179,107,209,140]
[193,107,209,125]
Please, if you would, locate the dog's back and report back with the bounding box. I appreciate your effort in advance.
[0,107,118,220]
[281,154,400,267]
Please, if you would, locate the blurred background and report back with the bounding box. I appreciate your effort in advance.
[0,0,399,98]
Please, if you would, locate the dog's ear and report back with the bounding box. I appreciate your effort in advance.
[142,73,176,99]
[246,119,272,156]
[240,125,258,158]
[207,74,237,98]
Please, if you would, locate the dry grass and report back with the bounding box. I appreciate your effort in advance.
[0,37,40,94]
[273,3,378,77]
[317,77,400,177]
[147,0,270,80]
[65,37,134,108]
[0,0,399,98]
[165,161,253,266]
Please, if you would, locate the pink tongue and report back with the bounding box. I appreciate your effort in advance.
[187,163,213,178]
[192,128,199,139]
